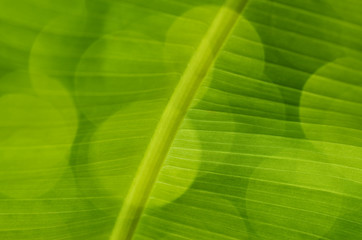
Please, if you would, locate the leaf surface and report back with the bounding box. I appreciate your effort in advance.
[0,0,361,240]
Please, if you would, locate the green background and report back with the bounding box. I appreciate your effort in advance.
[0,0,361,239]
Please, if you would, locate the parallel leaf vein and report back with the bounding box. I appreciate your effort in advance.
[110,1,248,239]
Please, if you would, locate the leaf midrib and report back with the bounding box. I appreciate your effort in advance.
[110,0,248,239]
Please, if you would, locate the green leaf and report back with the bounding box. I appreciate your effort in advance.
[0,0,361,240]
